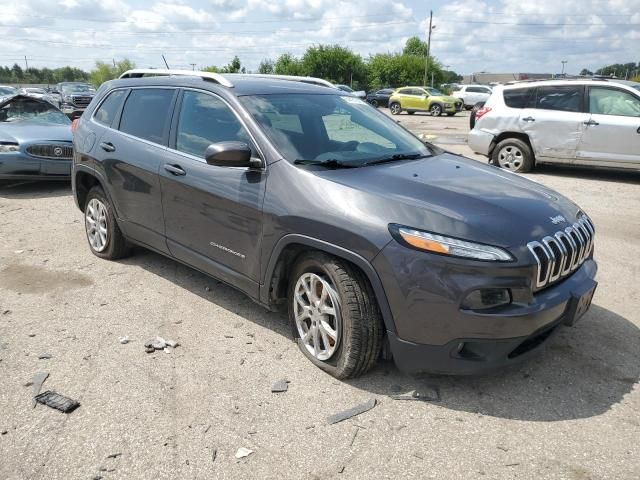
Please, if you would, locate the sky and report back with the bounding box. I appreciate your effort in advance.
[1,0,639,76]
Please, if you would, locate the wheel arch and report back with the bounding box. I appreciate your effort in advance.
[260,234,397,335]
[73,166,118,215]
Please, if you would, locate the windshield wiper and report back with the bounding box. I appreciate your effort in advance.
[363,153,431,166]
[293,159,356,169]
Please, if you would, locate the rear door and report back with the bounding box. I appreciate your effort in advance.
[577,85,640,167]
[519,85,590,161]
[95,87,177,253]
[160,89,266,296]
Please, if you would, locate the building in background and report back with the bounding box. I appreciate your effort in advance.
[463,72,553,85]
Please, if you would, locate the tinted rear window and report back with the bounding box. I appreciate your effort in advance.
[503,87,536,108]
[94,89,127,127]
[119,89,174,143]
[536,85,583,112]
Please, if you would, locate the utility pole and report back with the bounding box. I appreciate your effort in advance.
[561,60,567,75]
[190,63,196,71]
[24,56,28,70]
[423,10,433,87]
[113,59,116,68]
[162,55,170,69]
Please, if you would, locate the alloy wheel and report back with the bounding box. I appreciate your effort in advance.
[293,272,341,361]
[85,198,108,252]
[497,145,524,171]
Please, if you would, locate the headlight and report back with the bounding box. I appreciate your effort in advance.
[63,95,72,103]
[390,224,514,262]
[0,143,19,153]
[444,103,452,107]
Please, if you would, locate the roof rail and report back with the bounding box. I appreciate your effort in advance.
[243,74,337,89]
[118,69,233,88]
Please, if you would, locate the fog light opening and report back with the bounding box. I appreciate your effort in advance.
[462,288,511,310]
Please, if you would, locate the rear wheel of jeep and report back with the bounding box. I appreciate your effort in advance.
[389,102,401,115]
[492,138,534,173]
[288,252,383,379]
[84,186,130,260]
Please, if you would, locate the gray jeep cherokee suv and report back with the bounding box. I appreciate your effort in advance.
[72,70,598,379]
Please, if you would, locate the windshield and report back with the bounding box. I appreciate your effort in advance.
[241,93,431,167]
[0,86,17,96]
[337,85,354,93]
[61,84,94,94]
[0,97,70,125]
[426,88,444,96]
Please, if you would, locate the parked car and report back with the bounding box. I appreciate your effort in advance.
[0,95,73,180]
[0,85,17,103]
[54,82,96,118]
[452,84,493,109]
[18,87,57,105]
[72,69,597,378]
[388,87,463,116]
[335,84,366,99]
[366,88,395,108]
[469,79,640,172]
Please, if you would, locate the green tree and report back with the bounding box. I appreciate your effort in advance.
[580,68,593,76]
[221,56,242,73]
[90,59,135,86]
[367,52,444,90]
[403,36,428,56]
[595,62,638,78]
[202,65,221,73]
[258,59,275,74]
[274,53,304,76]
[300,45,367,89]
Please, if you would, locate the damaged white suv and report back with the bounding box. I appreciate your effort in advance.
[468,79,640,172]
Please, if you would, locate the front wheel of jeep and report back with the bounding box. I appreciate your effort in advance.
[288,252,383,379]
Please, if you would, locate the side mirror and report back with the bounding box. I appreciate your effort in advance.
[204,141,262,168]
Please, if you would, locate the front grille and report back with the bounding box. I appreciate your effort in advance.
[26,144,73,160]
[527,216,595,290]
[71,96,92,108]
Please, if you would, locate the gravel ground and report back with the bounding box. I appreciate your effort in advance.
[0,110,639,480]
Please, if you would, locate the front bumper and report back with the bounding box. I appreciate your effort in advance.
[0,152,71,180]
[373,242,597,374]
[60,104,86,118]
[468,128,494,155]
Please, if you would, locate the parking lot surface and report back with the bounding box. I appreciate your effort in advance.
[1,110,639,479]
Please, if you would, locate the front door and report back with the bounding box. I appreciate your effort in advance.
[159,89,266,297]
[577,86,640,167]
[520,85,590,161]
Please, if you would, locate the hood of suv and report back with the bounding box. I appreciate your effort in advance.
[314,153,583,249]
[431,95,459,104]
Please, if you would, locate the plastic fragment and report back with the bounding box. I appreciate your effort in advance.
[327,398,377,425]
[235,447,254,459]
[35,390,80,413]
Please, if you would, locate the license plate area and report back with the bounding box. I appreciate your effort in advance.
[565,282,597,326]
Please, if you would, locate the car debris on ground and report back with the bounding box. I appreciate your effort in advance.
[35,391,80,413]
[327,398,377,425]
[235,447,254,459]
[390,386,440,402]
[271,379,289,393]
[118,336,129,344]
[144,337,179,353]
[31,372,49,407]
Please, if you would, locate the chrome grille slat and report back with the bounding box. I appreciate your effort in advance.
[527,216,595,290]
[26,144,73,160]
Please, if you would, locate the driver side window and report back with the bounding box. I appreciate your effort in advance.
[176,90,254,158]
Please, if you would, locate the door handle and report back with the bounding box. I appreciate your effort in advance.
[522,116,535,122]
[99,142,116,152]
[164,164,186,176]
[584,120,599,126]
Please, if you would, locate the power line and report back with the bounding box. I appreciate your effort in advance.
[438,19,640,26]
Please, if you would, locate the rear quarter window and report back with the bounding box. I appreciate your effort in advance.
[93,90,127,127]
[503,87,536,109]
[118,88,175,144]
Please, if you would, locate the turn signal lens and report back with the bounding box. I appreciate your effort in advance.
[391,225,514,262]
[71,119,79,133]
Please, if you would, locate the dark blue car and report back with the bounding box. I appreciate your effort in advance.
[0,95,73,181]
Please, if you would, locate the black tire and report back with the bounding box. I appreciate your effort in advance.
[287,252,383,379]
[84,185,130,260]
[491,138,534,173]
[370,99,379,108]
[430,104,442,116]
[389,102,402,115]
[469,101,485,129]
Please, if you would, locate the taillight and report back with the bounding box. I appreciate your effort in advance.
[71,119,79,133]
[475,106,492,120]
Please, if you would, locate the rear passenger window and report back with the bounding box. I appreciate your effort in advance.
[119,89,174,144]
[175,90,254,158]
[94,90,126,126]
[397,88,411,95]
[536,86,583,112]
[503,88,536,109]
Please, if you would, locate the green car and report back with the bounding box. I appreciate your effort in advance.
[388,87,463,116]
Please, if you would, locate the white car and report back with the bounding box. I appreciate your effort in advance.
[0,85,17,103]
[18,87,57,105]
[452,85,492,109]
[468,79,640,172]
